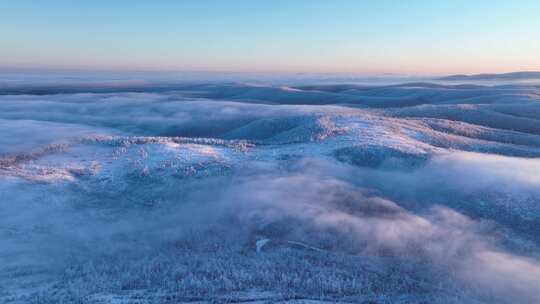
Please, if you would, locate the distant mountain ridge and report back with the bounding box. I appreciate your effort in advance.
[439,71,540,81]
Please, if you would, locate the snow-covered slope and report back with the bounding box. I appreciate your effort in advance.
[1,80,539,303]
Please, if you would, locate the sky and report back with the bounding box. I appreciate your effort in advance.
[1,0,539,75]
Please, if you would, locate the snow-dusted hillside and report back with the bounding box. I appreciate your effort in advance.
[1,78,539,303]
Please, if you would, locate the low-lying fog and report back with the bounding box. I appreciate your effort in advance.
[1,73,539,303]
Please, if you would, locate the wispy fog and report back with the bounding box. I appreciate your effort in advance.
[1,78,539,303]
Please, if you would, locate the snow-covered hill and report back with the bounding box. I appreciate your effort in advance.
[1,79,539,303]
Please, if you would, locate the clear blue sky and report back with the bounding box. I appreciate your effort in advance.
[1,0,539,74]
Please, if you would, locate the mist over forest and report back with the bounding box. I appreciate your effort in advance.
[1,73,540,303]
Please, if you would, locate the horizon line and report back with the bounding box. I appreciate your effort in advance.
[2,63,540,78]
